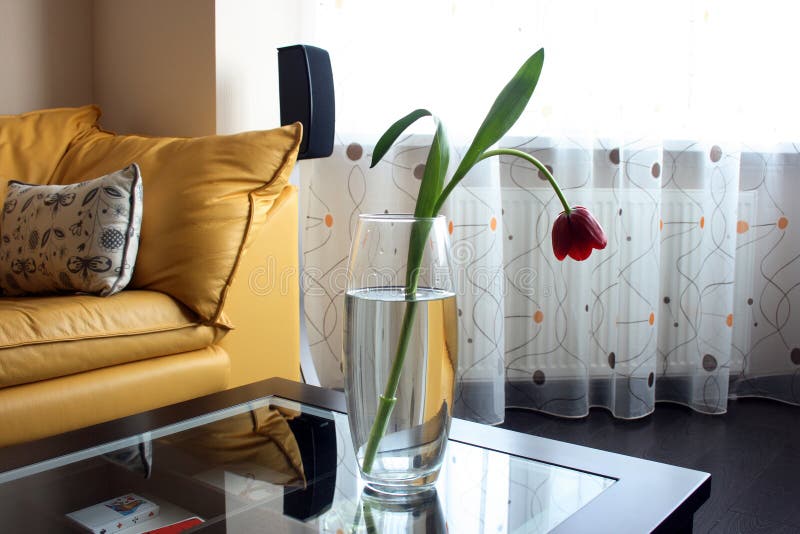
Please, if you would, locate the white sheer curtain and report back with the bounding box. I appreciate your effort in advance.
[299,0,800,421]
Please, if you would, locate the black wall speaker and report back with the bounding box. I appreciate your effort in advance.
[278,44,335,160]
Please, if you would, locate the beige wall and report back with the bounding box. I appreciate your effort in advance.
[0,0,93,115]
[1,0,303,136]
[93,0,216,137]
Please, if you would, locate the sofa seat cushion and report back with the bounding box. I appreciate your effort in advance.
[0,290,227,388]
[0,346,230,446]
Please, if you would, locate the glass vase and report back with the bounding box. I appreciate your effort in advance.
[343,214,458,496]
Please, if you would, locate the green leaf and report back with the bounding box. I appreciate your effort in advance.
[452,48,545,182]
[370,108,432,168]
[406,122,448,293]
[414,120,449,217]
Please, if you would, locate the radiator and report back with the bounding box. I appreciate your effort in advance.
[450,187,758,378]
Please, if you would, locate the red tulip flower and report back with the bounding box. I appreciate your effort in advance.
[552,206,608,261]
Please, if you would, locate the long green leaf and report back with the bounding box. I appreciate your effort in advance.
[432,48,545,215]
[452,49,544,181]
[370,108,432,168]
[414,120,449,217]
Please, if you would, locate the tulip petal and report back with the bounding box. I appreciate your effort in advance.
[572,207,608,249]
[569,241,593,261]
[551,213,571,261]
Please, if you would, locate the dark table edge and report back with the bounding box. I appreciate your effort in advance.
[0,378,710,533]
[449,418,711,533]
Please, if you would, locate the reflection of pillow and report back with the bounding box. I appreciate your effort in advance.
[0,164,143,296]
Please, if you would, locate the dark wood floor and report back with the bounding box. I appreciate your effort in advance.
[500,398,800,534]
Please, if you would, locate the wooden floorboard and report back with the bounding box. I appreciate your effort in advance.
[500,398,800,534]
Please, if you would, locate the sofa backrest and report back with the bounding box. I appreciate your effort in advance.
[52,117,302,326]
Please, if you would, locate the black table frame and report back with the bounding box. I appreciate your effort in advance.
[0,378,710,533]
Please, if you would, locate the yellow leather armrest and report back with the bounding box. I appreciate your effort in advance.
[219,185,300,386]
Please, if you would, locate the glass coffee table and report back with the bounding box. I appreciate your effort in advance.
[0,378,709,533]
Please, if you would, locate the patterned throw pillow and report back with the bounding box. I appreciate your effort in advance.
[0,164,143,296]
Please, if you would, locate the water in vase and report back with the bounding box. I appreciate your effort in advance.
[343,286,458,493]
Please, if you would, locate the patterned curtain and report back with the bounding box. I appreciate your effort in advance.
[299,0,800,421]
[300,137,800,421]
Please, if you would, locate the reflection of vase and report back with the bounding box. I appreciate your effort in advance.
[344,214,458,495]
[358,487,447,533]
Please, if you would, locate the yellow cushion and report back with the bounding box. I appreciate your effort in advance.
[0,290,226,388]
[0,105,100,215]
[52,122,302,325]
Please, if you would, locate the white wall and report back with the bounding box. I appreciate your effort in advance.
[92,0,216,137]
[214,0,311,134]
[0,0,93,114]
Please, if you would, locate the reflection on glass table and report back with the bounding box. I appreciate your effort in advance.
[319,404,613,533]
[0,395,613,533]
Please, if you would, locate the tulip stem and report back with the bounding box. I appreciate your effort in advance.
[478,149,571,214]
[361,300,418,474]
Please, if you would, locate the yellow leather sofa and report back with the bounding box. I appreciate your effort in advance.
[0,106,302,446]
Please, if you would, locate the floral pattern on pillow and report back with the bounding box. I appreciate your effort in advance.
[0,164,143,296]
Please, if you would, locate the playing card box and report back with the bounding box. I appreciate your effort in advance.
[67,493,160,533]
